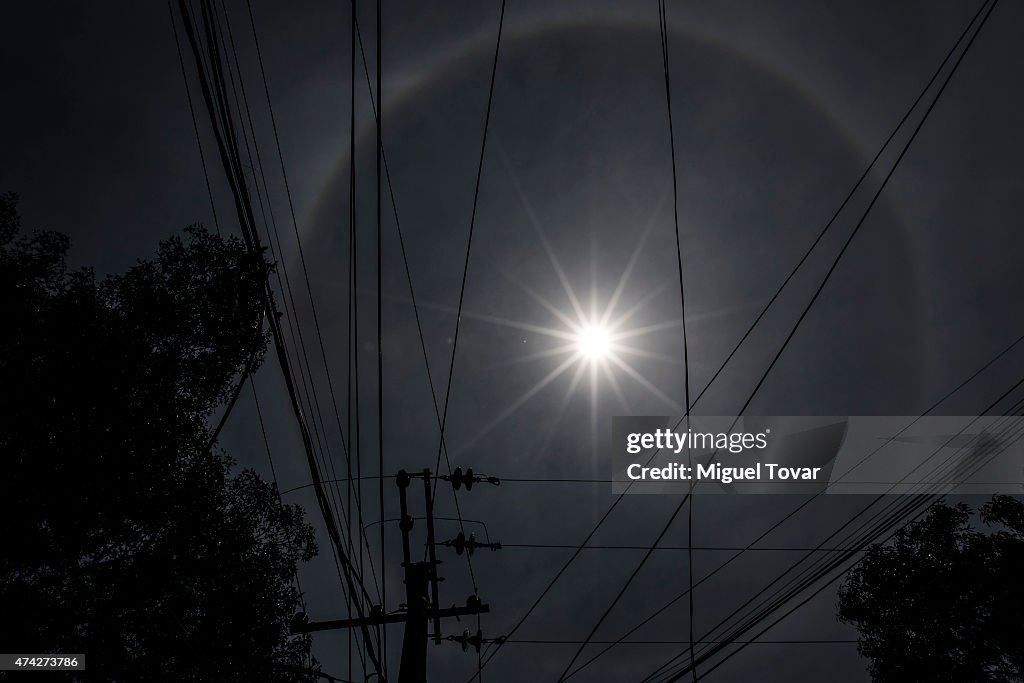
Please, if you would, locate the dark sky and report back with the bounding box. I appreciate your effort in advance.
[4,1,1024,681]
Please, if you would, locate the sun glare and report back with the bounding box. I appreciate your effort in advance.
[444,165,693,456]
[577,325,611,360]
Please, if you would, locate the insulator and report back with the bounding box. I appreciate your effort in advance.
[446,629,504,654]
[446,628,484,653]
[441,532,502,556]
[444,467,500,490]
[450,467,465,490]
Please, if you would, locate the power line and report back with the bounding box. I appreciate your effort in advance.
[653,392,1024,683]
[220,0,376,663]
[349,2,491,642]
[347,0,358,675]
[648,376,1020,676]
[489,2,1003,681]
[236,0,385,640]
[374,0,387,675]
[656,4,696,681]
[430,0,508,502]
[252,377,314,669]
[235,1,387,671]
[215,5,385,674]
[348,0,369,658]
[645,3,1002,674]
[346,15,497,655]
[216,0,382,637]
[466,2,1003,673]
[214,0,371,618]
[172,3,1010,681]
[344,26,491,659]
[217,0,367,607]
[242,0,363,544]
[174,2,382,676]
[344,29,490,659]
[166,0,220,236]
[563,330,1023,682]
[413,6,507,679]
[728,0,999,437]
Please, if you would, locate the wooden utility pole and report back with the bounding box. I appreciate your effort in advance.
[292,469,492,683]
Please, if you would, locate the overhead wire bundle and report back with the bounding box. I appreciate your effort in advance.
[166,0,1011,680]
[170,0,512,678]
[169,0,385,676]
[472,1,1006,681]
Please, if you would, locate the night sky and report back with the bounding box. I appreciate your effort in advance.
[4,1,1024,680]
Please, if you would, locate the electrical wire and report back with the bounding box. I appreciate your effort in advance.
[474,2,1001,679]
[430,0,508,510]
[174,2,383,676]
[374,0,387,674]
[561,329,1024,681]
[167,0,221,236]
[647,384,1020,678]
[656,4,696,680]
[215,0,381,626]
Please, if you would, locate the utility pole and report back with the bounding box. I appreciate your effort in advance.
[292,468,500,683]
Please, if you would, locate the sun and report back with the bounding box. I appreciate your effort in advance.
[435,164,697,456]
[577,325,611,360]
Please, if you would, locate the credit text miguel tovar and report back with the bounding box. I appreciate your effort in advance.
[623,428,821,483]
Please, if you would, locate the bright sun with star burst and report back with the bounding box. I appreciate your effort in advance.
[439,183,708,458]
[576,324,611,360]
[432,168,715,458]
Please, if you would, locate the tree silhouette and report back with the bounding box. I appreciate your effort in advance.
[0,193,318,681]
[838,495,1024,683]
